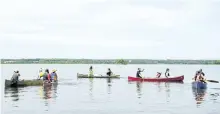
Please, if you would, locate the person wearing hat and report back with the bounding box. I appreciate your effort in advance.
[165,68,170,78]
[50,69,58,82]
[11,70,21,85]
[136,68,144,78]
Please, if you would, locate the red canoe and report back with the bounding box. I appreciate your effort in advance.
[128,75,184,82]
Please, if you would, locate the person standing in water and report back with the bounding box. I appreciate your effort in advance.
[50,69,58,82]
[89,66,94,77]
[106,68,113,76]
[43,69,51,83]
[136,68,144,78]
[165,68,170,78]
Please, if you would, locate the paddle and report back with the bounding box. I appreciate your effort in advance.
[206,80,219,83]
[192,78,219,83]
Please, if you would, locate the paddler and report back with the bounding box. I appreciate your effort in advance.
[165,68,170,78]
[89,66,94,77]
[11,70,21,85]
[136,68,144,78]
[106,68,113,76]
[50,69,58,82]
[195,69,206,83]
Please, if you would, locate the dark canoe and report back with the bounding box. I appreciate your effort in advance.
[128,75,184,82]
[5,79,58,87]
[77,73,120,78]
[192,81,207,89]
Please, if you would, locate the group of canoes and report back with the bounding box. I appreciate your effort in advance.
[9,66,211,89]
[88,66,206,84]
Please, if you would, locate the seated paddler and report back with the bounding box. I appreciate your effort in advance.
[106,68,113,76]
[88,66,94,77]
[136,68,144,78]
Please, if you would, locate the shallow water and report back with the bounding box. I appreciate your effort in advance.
[2,64,220,114]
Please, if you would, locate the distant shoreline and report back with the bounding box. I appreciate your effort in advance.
[1,59,220,65]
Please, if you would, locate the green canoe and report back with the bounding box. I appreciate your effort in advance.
[5,79,58,87]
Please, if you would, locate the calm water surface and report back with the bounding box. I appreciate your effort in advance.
[1,64,220,114]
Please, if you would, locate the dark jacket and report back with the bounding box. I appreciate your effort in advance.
[11,73,20,83]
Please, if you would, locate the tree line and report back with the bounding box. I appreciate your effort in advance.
[1,59,220,65]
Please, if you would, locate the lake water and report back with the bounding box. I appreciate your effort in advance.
[1,64,220,114]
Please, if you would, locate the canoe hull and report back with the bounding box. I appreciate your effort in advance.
[77,73,120,78]
[5,79,58,88]
[128,75,184,82]
[192,81,207,89]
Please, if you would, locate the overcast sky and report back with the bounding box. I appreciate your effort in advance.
[0,0,219,59]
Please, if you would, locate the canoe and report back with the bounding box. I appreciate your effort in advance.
[192,81,207,89]
[128,75,184,82]
[5,79,58,88]
[77,73,120,78]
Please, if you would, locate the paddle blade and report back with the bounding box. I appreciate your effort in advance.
[207,80,219,83]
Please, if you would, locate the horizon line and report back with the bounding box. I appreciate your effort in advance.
[1,58,219,60]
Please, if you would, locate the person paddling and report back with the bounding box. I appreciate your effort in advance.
[136,68,144,78]
[165,68,170,78]
[106,68,113,76]
[11,70,21,86]
[195,69,206,83]
[89,66,94,77]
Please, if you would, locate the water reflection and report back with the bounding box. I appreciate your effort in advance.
[136,82,142,98]
[39,84,58,106]
[165,82,170,102]
[89,78,94,100]
[107,78,112,94]
[5,87,21,102]
[192,88,206,106]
